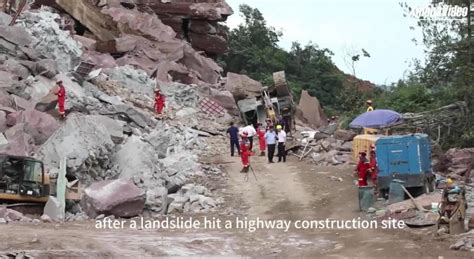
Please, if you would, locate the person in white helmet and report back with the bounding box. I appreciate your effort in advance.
[276,124,287,162]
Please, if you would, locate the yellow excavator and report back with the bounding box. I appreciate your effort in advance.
[0,155,80,205]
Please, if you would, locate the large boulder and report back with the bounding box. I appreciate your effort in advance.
[210,89,238,115]
[19,10,82,72]
[298,90,328,128]
[225,72,263,101]
[0,126,35,156]
[114,135,160,180]
[334,129,357,142]
[5,109,59,145]
[35,114,115,171]
[34,59,58,79]
[81,179,145,218]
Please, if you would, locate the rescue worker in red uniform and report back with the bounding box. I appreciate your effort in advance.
[356,151,370,187]
[257,123,266,156]
[154,89,165,115]
[54,80,66,119]
[240,131,251,173]
[369,144,378,185]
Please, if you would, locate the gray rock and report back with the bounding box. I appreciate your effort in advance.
[0,25,32,47]
[36,114,115,171]
[87,115,125,144]
[43,196,62,221]
[167,201,184,214]
[198,196,216,208]
[114,135,160,180]
[98,94,124,106]
[2,59,30,80]
[0,218,6,224]
[145,187,168,213]
[100,104,148,128]
[175,107,197,118]
[19,10,82,72]
[35,59,58,78]
[40,214,53,223]
[450,240,465,250]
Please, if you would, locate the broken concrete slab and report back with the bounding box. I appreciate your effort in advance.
[81,179,145,218]
[298,90,328,129]
[225,72,263,101]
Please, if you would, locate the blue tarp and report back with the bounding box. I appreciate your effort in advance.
[349,109,403,129]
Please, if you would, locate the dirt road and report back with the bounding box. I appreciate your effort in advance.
[0,153,467,257]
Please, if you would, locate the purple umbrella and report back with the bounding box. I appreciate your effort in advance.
[350,109,403,129]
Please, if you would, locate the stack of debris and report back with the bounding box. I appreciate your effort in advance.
[438,148,474,181]
[0,0,242,220]
[294,129,355,166]
[0,206,32,223]
[450,230,474,251]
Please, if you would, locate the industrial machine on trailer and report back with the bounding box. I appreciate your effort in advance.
[375,134,436,198]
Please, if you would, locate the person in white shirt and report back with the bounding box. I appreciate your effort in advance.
[242,124,257,150]
[276,125,287,162]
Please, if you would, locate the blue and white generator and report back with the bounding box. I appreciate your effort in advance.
[375,134,435,196]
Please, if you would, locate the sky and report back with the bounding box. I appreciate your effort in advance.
[225,0,432,85]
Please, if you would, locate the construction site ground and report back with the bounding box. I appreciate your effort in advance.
[0,154,465,257]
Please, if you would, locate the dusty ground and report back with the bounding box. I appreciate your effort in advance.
[0,151,469,257]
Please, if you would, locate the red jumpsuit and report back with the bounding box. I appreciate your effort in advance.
[356,156,370,187]
[55,85,66,116]
[154,93,165,114]
[257,128,266,154]
[240,140,250,167]
[369,151,378,184]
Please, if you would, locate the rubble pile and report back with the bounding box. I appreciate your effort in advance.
[450,230,474,251]
[0,0,239,220]
[167,183,221,214]
[439,148,474,181]
[17,9,82,72]
[0,206,33,223]
[293,129,355,166]
[32,1,225,85]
